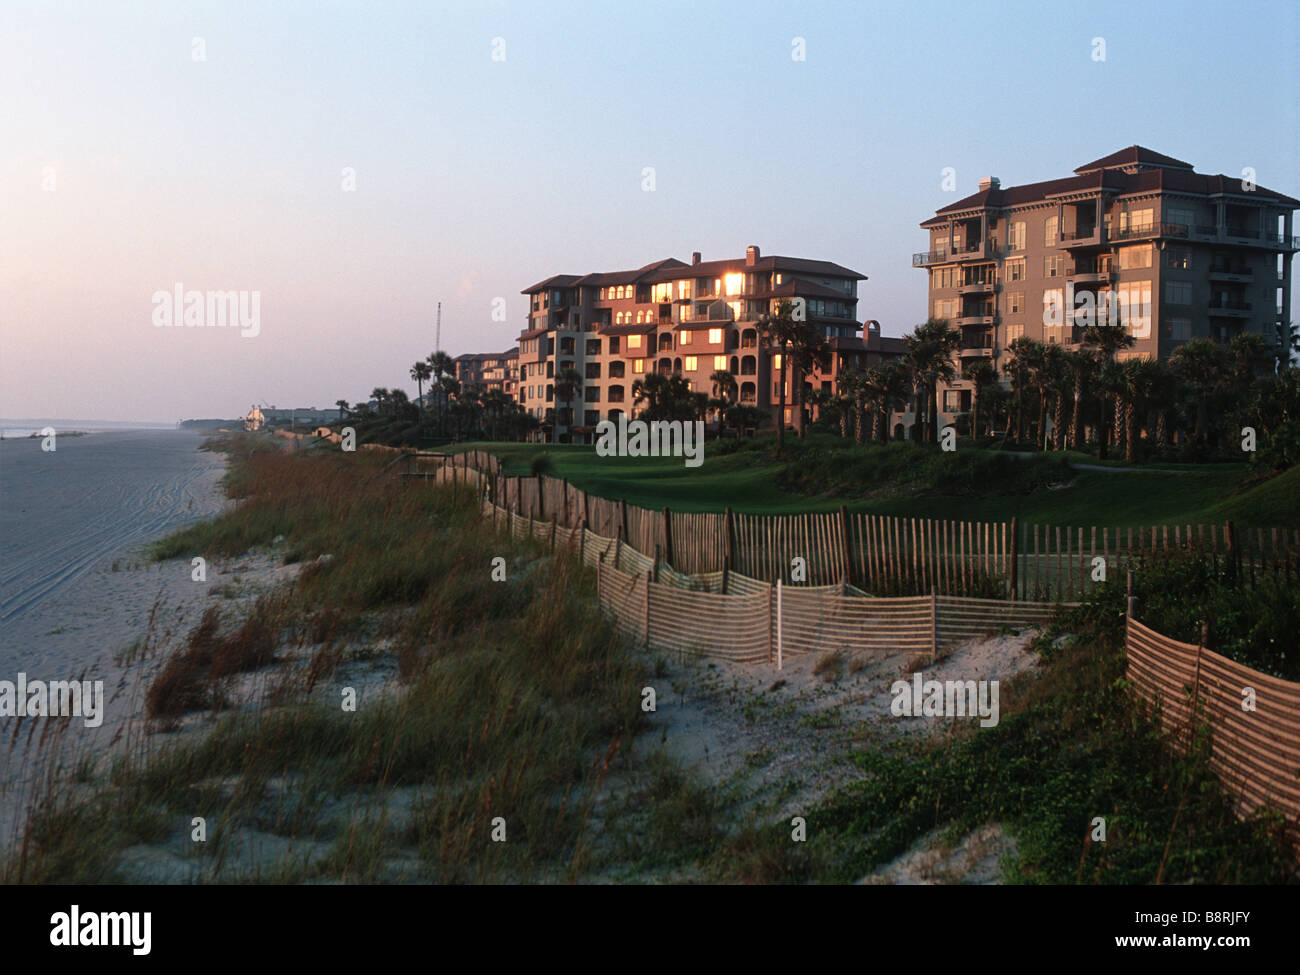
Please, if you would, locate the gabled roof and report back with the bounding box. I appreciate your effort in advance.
[1074,145,1193,174]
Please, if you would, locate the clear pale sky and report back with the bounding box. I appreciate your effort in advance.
[2,0,1297,422]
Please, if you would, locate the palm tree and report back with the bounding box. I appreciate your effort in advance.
[878,361,914,443]
[787,325,831,437]
[709,369,737,432]
[1064,349,1094,449]
[335,399,350,419]
[1043,344,1071,451]
[370,387,389,413]
[962,360,997,440]
[1170,338,1227,448]
[1095,359,1127,457]
[903,318,960,444]
[1003,337,1039,445]
[1081,324,1135,458]
[410,361,433,416]
[757,299,804,453]
[1121,358,1164,463]
[427,351,456,434]
[836,369,866,441]
[553,366,583,443]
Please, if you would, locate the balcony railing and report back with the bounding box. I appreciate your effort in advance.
[1208,267,1254,282]
[1209,299,1252,313]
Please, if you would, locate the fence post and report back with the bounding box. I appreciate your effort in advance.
[643,571,651,647]
[536,472,544,520]
[722,555,730,595]
[767,583,774,664]
[550,515,557,552]
[776,579,783,672]
[1009,517,1019,602]
[930,587,937,665]
[1189,620,1208,742]
[662,506,674,568]
[838,505,852,587]
[724,506,735,573]
[1125,570,1136,620]
[620,499,629,544]
[653,544,661,583]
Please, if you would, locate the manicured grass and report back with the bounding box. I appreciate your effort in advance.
[448,436,1294,529]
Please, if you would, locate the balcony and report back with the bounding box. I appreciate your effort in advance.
[959,346,994,359]
[1208,268,1254,283]
[1208,299,1252,318]
[1110,222,1191,243]
[1221,229,1300,251]
[1068,266,1116,284]
[955,314,998,327]
[913,240,1000,266]
[1060,226,1105,249]
[957,280,1000,295]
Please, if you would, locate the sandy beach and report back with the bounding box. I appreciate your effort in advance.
[0,430,230,845]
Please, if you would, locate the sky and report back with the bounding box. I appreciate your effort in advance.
[2,0,1298,422]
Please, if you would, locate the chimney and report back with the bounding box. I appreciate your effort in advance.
[746,244,760,266]
[692,251,701,265]
[978,176,1000,192]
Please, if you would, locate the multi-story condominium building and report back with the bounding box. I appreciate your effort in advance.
[456,349,519,397]
[481,348,519,398]
[453,352,494,387]
[517,245,900,442]
[916,146,1298,425]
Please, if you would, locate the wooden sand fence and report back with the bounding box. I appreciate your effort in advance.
[1125,614,1300,850]
[412,453,1295,606]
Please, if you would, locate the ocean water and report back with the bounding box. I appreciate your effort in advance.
[0,418,178,439]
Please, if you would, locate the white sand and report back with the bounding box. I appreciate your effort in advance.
[0,431,234,846]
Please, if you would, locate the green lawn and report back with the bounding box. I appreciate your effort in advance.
[448,438,1297,529]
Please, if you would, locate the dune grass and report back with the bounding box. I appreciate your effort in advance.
[6,440,678,883]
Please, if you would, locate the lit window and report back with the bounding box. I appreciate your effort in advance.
[627,334,642,350]
[724,273,744,295]
[633,358,645,374]
[773,354,782,369]
[708,328,723,345]
[677,280,692,299]
[713,355,727,370]
[680,330,692,345]
[684,356,698,371]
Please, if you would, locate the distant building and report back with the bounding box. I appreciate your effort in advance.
[257,406,344,427]
[244,405,265,431]
[455,349,519,397]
